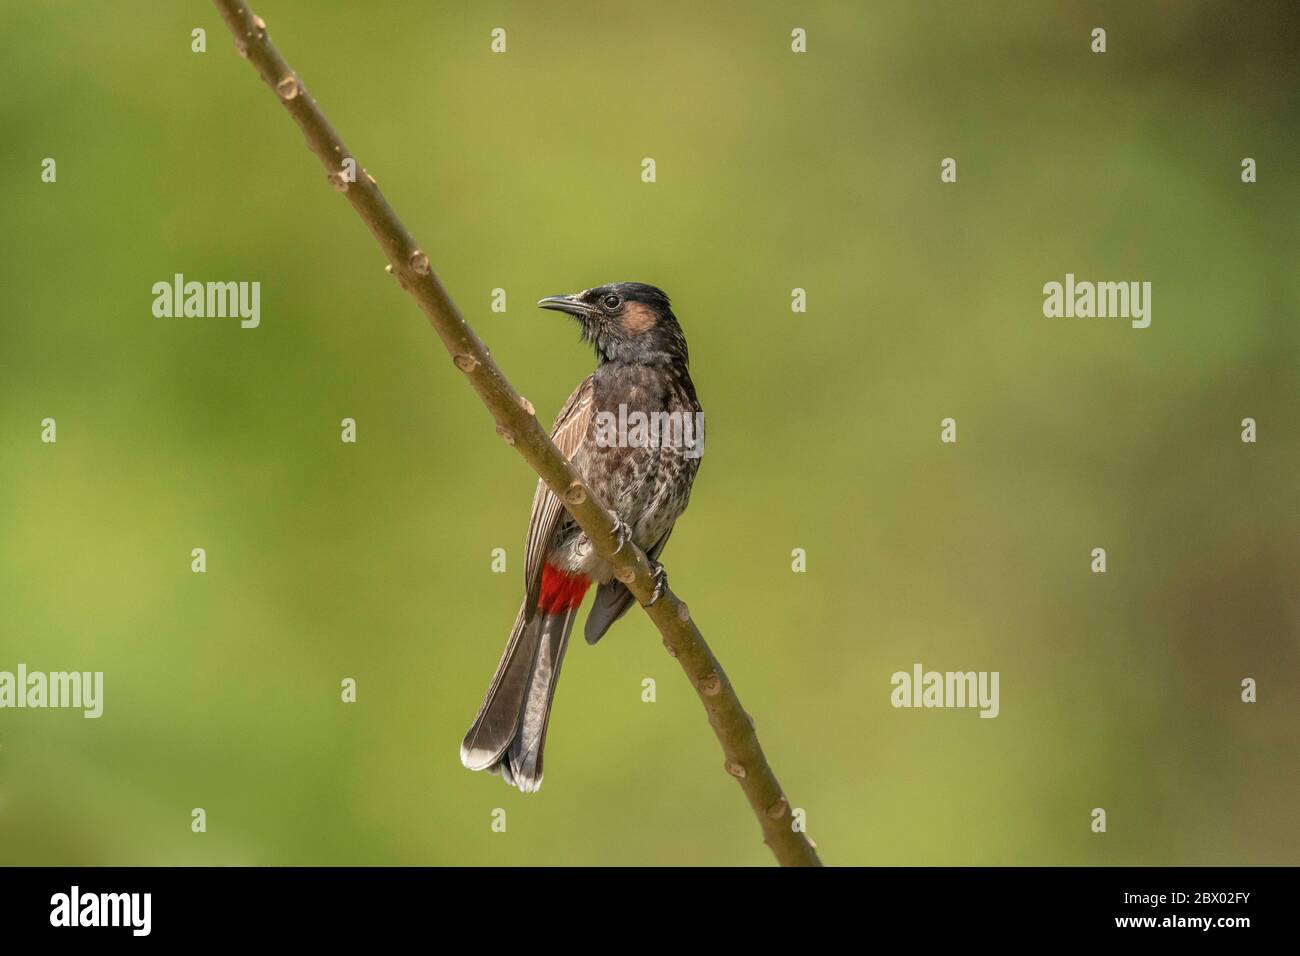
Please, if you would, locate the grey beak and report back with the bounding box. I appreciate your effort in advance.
[537,294,592,318]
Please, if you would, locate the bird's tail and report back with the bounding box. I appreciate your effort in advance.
[460,565,590,792]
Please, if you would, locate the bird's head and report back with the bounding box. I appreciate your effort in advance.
[538,282,687,366]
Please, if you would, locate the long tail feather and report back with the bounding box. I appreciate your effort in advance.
[506,607,578,791]
[461,565,589,792]
[460,604,535,772]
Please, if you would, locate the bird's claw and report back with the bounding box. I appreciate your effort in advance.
[642,561,668,607]
[610,517,633,556]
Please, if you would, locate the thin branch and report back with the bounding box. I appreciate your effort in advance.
[211,0,821,867]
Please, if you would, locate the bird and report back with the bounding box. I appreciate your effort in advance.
[459,282,704,792]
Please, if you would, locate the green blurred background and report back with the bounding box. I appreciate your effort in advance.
[2,1,1297,865]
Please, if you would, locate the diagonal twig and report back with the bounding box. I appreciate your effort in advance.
[211,0,821,867]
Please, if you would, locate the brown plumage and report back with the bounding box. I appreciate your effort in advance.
[460,283,703,791]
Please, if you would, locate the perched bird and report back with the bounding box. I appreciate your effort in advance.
[460,282,704,792]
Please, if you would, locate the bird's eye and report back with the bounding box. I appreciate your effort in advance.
[602,294,621,310]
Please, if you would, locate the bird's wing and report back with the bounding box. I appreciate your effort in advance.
[523,375,594,612]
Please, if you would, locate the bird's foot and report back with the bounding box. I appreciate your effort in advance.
[642,560,669,607]
[609,516,633,556]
